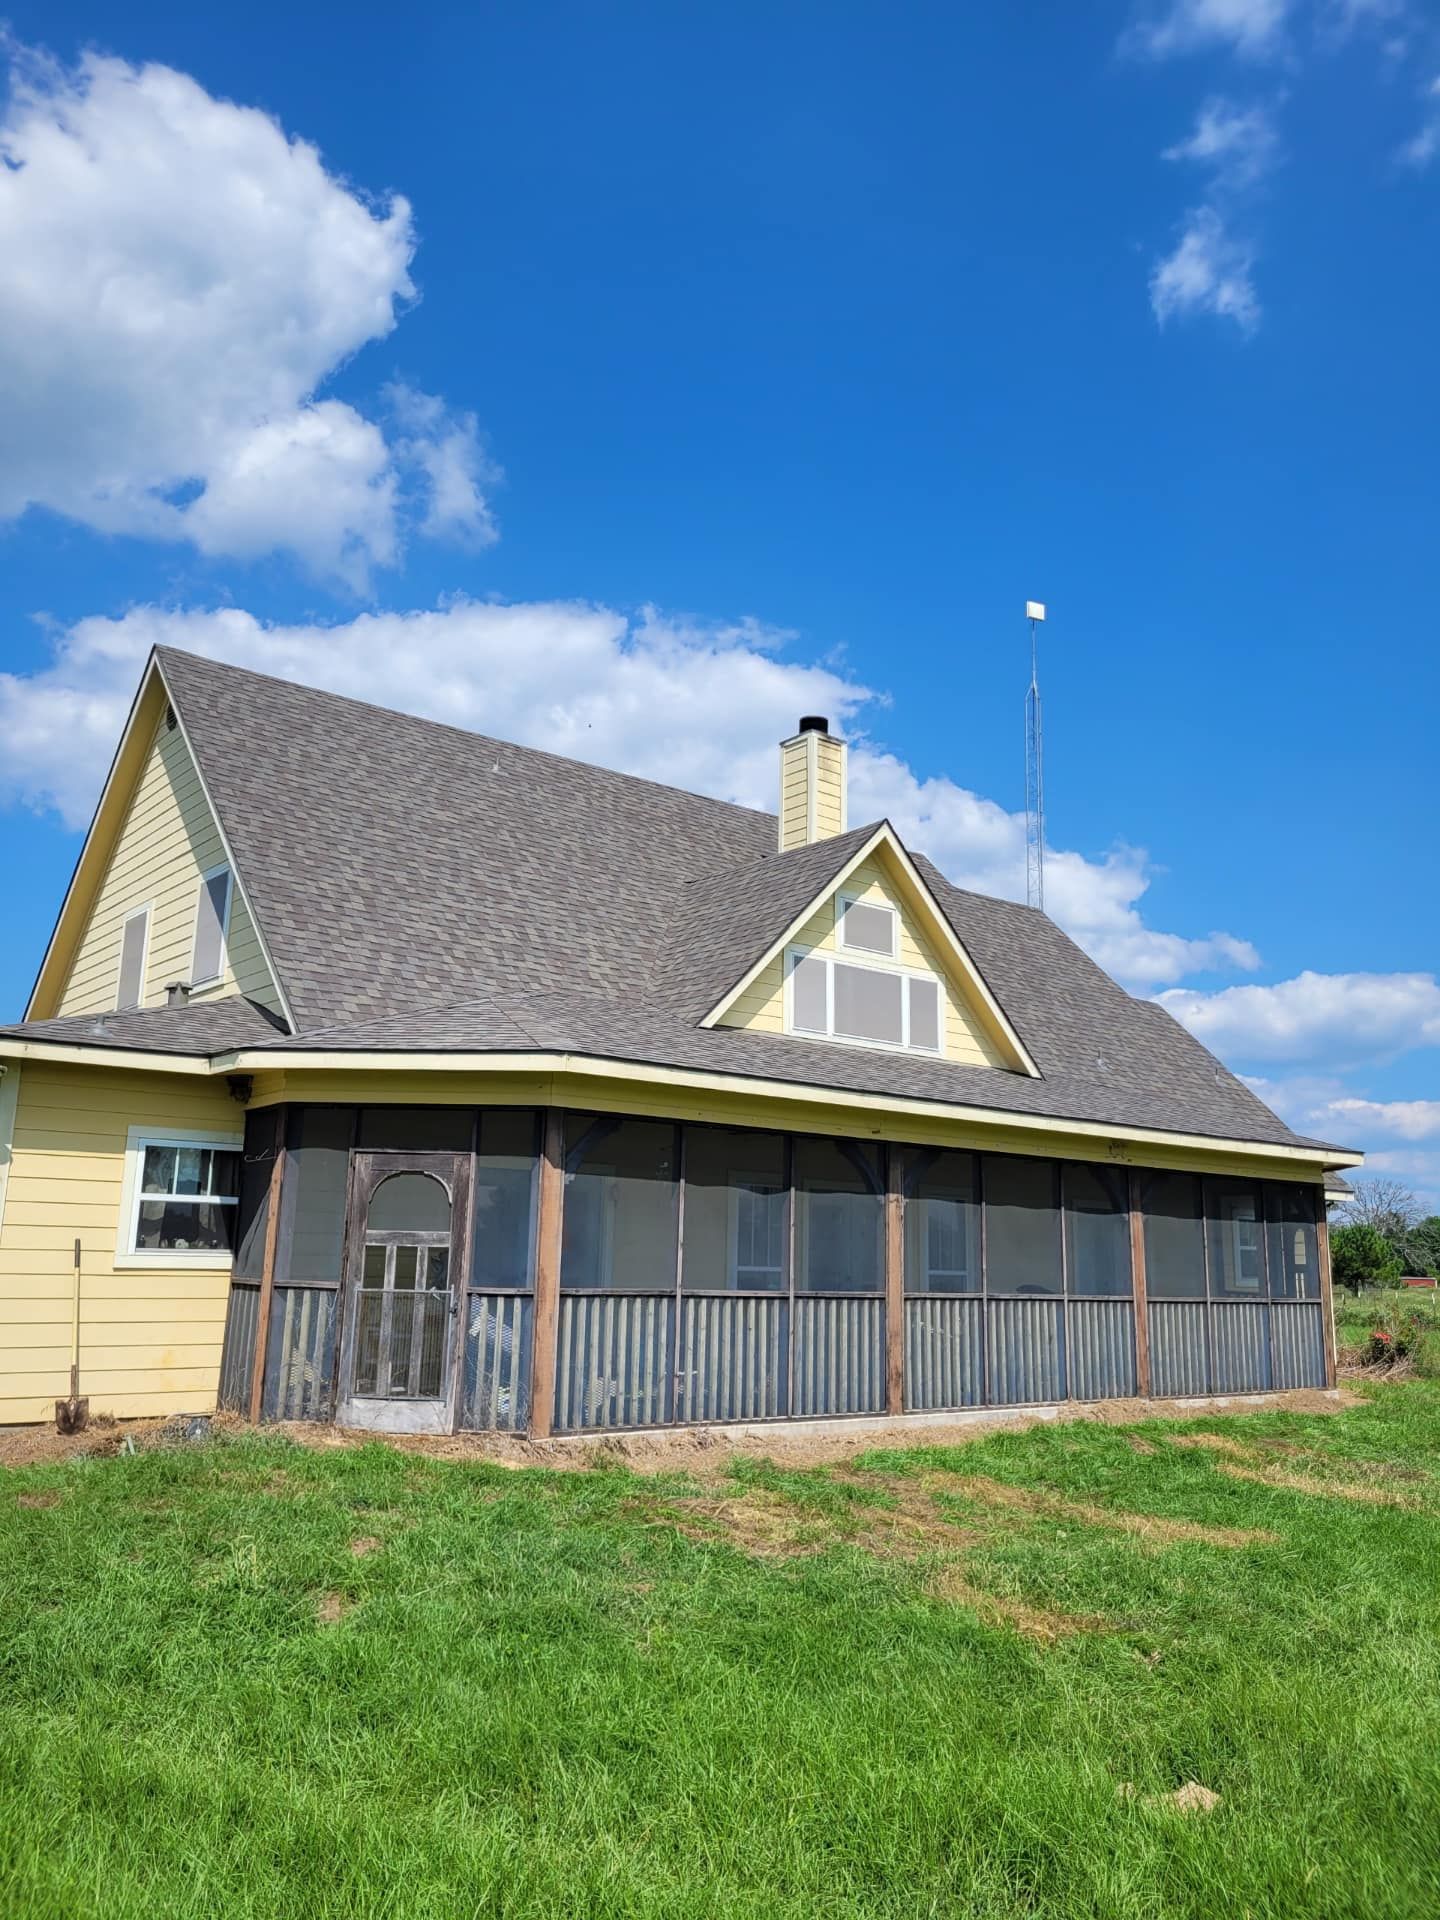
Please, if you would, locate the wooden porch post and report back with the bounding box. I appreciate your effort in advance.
[1128,1168,1151,1399]
[247,1125,287,1424]
[885,1147,905,1416]
[529,1107,566,1438]
[1317,1210,1338,1389]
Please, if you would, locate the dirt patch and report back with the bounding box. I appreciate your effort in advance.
[348,1535,382,1557]
[1126,1437,1158,1457]
[1117,1780,1221,1815]
[315,1591,352,1626]
[1169,1432,1423,1507]
[930,1473,1277,1550]
[15,1490,60,1510]
[659,1491,833,1559]
[927,1565,1105,1641]
[0,1411,248,1470]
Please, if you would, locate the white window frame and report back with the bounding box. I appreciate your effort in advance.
[783,945,946,1058]
[726,1174,787,1291]
[115,903,152,1012]
[190,863,233,990]
[114,1125,244,1269]
[835,890,898,960]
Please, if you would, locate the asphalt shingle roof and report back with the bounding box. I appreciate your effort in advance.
[0,648,1356,1158]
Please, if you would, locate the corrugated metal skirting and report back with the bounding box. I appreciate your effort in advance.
[1269,1302,1327,1389]
[216,1283,260,1411]
[986,1299,1064,1406]
[791,1296,885,1418]
[261,1285,338,1421]
[1067,1300,1137,1402]
[462,1294,532,1431]
[555,1292,674,1431]
[905,1297,983,1410]
[1147,1301,1211,1398]
[1211,1302,1271,1394]
[677,1295,788,1423]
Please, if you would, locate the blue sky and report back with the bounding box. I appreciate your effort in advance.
[1,2,1437,1193]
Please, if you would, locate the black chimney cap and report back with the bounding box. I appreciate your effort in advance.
[798,714,829,735]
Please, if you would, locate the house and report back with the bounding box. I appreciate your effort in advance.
[0,649,1363,1434]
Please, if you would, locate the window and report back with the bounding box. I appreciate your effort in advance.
[1063,1163,1132,1297]
[837,892,897,958]
[682,1127,787,1293]
[785,948,944,1056]
[984,1155,1062,1296]
[124,1135,241,1259]
[1206,1178,1267,1299]
[191,866,232,985]
[116,906,149,1011]
[904,1149,979,1294]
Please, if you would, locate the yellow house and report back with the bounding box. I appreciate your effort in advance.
[0,651,1362,1434]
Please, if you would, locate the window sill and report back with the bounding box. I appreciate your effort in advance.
[114,1251,235,1271]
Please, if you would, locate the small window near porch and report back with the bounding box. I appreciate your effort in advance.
[128,1139,241,1255]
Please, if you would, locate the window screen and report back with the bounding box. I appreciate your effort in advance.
[191,868,231,983]
[133,1143,240,1252]
[117,907,147,1011]
[233,1107,283,1281]
[793,1137,882,1293]
[682,1126,787,1292]
[1140,1171,1207,1299]
[984,1155,1062,1296]
[561,1117,677,1291]
[277,1107,356,1281]
[834,962,904,1045]
[1064,1163,1132,1297]
[1265,1183,1320,1301]
[839,897,896,956]
[1205,1177,1267,1299]
[904,1149,979,1294]
[358,1107,475,1151]
[791,953,828,1033]
[908,977,941,1052]
[472,1110,539,1290]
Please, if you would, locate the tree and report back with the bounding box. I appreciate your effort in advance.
[1403,1216,1440,1279]
[1336,1178,1421,1244]
[1330,1223,1403,1295]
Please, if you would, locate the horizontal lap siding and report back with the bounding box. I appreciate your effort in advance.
[55,717,280,1018]
[0,1062,242,1422]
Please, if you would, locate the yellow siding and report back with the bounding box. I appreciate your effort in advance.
[0,1062,243,1424]
[55,715,281,1018]
[719,853,1008,1069]
[778,731,847,849]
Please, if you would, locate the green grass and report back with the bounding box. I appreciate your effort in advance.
[4,1388,1440,1919]
[1335,1289,1440,1376]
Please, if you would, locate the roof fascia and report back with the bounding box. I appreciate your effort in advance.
[697,822,1041,1078]
[152,652,298,1034]
[211,1042,1363,1166]
[0,1037,212,1074]
[25,655,167,1020]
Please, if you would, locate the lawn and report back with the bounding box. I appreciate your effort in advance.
[3,1387,1439,1920]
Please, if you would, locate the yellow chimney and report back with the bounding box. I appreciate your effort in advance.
[778,715,848,851]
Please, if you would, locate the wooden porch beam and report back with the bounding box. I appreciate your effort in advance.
[529,1107,566,1438]
[1317,1212,1338,1390]
[247,1126,287,1425]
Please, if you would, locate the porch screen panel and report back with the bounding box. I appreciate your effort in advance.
[1139,1171,1207,1298]
[904,1150,979,1294]
[556,1117,677,1430]
[462,1110,539,1433]
[1063,1163,1131,1296]
[1265,1184,1320,1300]
[793,1139,883,1294]
[277,1107,356,1281]
[681,1128,787,1293]
[233,1107,282,1282]
[984,1155,1062,1295]
[358,1107,475,1152]
[1205,1178,1268,1302]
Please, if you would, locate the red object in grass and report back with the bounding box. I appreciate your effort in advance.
[1401,1276,1437,1289]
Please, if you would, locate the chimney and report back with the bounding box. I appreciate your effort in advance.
[778,715,848,851]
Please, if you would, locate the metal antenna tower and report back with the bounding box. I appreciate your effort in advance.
[1024,600,1046,912]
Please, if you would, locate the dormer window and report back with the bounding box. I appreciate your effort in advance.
[191,865,232,987]
[786,947,943,1057]
[837,892,897,959]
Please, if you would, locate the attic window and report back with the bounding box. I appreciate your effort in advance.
[786,948,943,1057]
[191,865,232,986]
[116,906,149,1012]
[837,893,897,958]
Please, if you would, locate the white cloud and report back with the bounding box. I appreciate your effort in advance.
[1160,970,1440,1063]
[1151,207,1261,331]
[1164,97,1281,187]
[1319,1097,1440,1140]
[0,44,497,586]
[1398,75,1440,168]
[1127,0,1293,61]
[386,384,501,548]
[0,602,1261,993]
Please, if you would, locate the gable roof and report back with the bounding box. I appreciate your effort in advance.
[1,647,1358,1161]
